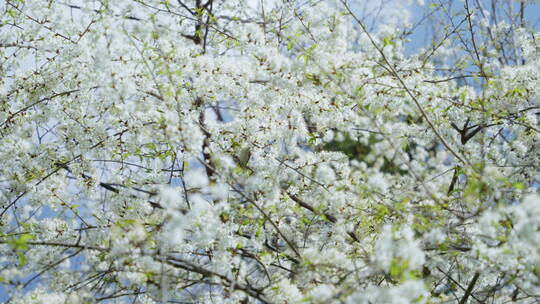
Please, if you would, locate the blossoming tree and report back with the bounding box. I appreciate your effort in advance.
[1,0,539,303]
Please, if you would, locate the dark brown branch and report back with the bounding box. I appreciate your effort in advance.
[1,89,81,129]
[287,193,360,243]
[459,272,481,304]
[0,240,107,252]
[162,256,269,303]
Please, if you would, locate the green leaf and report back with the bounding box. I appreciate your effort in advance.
[389,258,410,280]
[383,36,395,47]
[513,182,525,190]
[8,233,34,267]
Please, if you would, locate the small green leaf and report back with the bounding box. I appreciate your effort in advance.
[513,182,525,190]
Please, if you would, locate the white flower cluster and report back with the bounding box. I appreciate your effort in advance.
[0,0,539,303]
